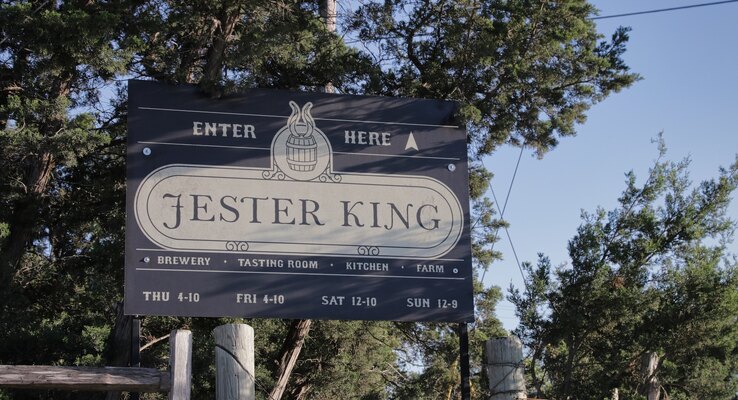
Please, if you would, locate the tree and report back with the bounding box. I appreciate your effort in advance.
[346,2,638,397]
[510,141,738,399]
[0,0,133,293]
[1,1,638,399]
[346,0,637,157]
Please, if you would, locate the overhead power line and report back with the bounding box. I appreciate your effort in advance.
[478,145,527,286]
[592,0,738,20]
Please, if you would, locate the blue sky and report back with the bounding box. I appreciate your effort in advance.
[485,0,738,330]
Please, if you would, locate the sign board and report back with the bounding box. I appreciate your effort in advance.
[125,80,473,322]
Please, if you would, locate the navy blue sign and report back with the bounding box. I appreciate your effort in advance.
[125,80,473,322]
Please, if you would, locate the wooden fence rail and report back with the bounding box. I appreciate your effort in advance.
[0,365,169,392]
[0,329,191,399]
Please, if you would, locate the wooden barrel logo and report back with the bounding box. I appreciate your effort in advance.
[285,101,318,172]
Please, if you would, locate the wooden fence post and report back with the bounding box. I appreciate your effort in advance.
[168,329,192,400]
[485,336,526,400]
[213,324,255,400]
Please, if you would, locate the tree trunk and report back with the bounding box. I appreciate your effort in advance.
[560,337,578,397]
[0,71,70,293]
[530,347,544,397]
[445,359,459,400]
[320,0,336,33]
[0,150,55,293]
[293,382,311,400]
[201,4,242,93]
[269,319,312,400]
[320,0,337,93]
[105,303,134,400]
[641,352,660,400]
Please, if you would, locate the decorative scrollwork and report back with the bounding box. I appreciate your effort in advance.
[262,167,286,180]
[318,167,342,183]
[226,241,249,252]
[357,245,380,256]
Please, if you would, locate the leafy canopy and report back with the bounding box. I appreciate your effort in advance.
[510,140,738,399]
[0,1,637,399]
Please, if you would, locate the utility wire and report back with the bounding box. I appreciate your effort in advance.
[479,145,526,286]
[489,185,526,286]
[592,0,738,20]
[499,145,525,219]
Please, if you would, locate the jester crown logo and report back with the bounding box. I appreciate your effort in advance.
[263,101,340,182]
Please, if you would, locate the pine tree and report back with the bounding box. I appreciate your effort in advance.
[510,141,738,399]
[0,1,638,399]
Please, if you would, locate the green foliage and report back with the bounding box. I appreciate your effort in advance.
[347,0,639,158]
[510,143,738,399]
[282,320,400,399]
[0,1,637,399]
[129,0,377,92]
[387,285,506,399]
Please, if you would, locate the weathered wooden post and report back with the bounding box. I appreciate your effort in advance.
[213,324,255,400]
[485,336,526,400]
[169,329,192,400]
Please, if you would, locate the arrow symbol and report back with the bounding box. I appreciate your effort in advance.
[405,131,419,151]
